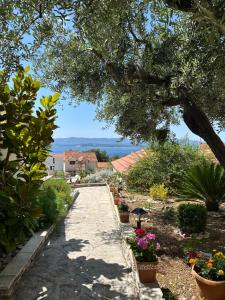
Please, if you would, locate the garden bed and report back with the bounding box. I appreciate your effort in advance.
[124,191,225,300]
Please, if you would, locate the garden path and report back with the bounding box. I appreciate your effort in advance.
[14,186,138,300]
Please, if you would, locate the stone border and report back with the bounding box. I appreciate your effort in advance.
[73,182,106,188]
[0,225,55,298]
[106,185,164,300]
[0,190,80,299]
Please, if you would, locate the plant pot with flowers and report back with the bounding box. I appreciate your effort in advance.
[188,250,225,300]
[127,228,160,283]
[118,201,129,223]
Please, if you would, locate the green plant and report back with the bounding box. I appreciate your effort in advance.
[127,141,202,193]
[37,179,72,228]
[127,228,160,262]
[192,251,225,281]
[118,202,129,212]
[177,203,207,234]
[180,161,225,211]
[0,68,58,252]
[150,183,168,200]
[144,201,153,210]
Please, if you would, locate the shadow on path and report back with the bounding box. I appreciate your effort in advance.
[13,219,136,300]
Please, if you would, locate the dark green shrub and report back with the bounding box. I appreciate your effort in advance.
[127,141,202,193]
[180,161,225,211]
[177,203,207,233]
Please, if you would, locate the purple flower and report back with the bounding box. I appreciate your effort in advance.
[156,242,160,250]
[146,233,156,240]
[137,238,149,250]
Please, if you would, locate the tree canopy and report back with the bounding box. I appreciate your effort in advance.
[1,0,225,165]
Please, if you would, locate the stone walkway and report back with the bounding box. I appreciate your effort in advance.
[13,186,138,300]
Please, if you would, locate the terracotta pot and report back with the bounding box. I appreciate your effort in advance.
[114,197,122,205]
[119,211,129,223]
[135,258,158,283]
[110,186,118,193]
[192,267,225,300]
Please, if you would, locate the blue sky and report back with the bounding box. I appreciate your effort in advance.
[36,85,225,141]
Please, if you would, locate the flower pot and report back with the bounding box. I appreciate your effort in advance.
[110,186,118,193]
[135,258,158,283]
[114,197,122,205]
[192,267,225,300]
[119,211,129,223]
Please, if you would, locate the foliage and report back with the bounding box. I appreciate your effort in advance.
[1,1,225,165]
[150,184,168,200]
[127,141,201,193]
[180,161,225,211]
[83,169,120,184]
[118,201,129,212]
[37,179,72,228]
[84,148,109,162]
[0,68,58,252]
[187,251,225,282]
[127,228,160,262]
[54,170,65,178]
[177,203,207,234]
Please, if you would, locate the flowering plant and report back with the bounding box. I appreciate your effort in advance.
[186,250,225,281]
[118,201,129,212]
[127,228,160,262]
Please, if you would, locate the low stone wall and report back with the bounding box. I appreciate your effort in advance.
[0,189,80,299]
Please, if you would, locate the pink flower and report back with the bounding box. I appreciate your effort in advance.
[137,238,149,250]
[135,228,146,236]
[156,242,160,250]
[146,233,156,240]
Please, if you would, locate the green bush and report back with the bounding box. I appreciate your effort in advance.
[180,161,225,211]
[127,141,202,193]
[177,203,207,233]
[37,179,72,228]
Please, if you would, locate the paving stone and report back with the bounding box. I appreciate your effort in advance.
[13,186,139,300]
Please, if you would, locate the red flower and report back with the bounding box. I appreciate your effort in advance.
[135,228,146,236]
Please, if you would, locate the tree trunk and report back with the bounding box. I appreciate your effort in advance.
[181,96,225,168]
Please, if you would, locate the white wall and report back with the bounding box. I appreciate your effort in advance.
[45,156,64,175]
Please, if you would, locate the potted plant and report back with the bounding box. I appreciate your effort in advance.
[127,228,160,283]
[118,201,129,223]
[114,196,123,205]
[188,251,225,300]
[109,184,118,193]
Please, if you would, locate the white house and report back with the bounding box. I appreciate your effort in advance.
[45,153,64,175]
[45,151,97,175]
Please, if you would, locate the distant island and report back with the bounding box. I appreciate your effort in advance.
[51,137,147,157]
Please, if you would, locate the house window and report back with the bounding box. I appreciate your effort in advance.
[53,158,55,164]
[50,166,53,170]
[70,161,75,165]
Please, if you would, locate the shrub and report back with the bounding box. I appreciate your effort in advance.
[118,202,129,212]
[149,184,168,200]
[180,161,225,211]
[177,203,207,233]
[127,141,202,193]
[83,169,117,183]
[37,179,72,228]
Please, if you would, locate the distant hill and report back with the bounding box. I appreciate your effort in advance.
[53,137,146,147]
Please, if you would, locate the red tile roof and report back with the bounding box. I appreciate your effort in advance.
[51,153,64,159]
[199,143,218,162]
[111,149,149,173]
[64,151,97,162]
[97,162,111,168]
[51,151,97,162]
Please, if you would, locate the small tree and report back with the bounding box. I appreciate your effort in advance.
[0,67,59,251]
[84,148,109,162]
